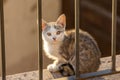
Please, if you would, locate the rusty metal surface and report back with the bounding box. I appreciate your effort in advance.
[75,0,80,79]
[37,0,43,80]
[0,0,6,80]
[111,0,117,71]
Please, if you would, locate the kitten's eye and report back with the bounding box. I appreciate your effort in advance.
[47,33,51,36]
[56,31,61,35]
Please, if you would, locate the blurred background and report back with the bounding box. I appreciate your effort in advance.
[0,0,120,76]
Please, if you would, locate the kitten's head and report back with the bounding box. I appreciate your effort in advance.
[42,14,66,44]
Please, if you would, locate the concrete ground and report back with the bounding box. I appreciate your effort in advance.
[1,55,120,80]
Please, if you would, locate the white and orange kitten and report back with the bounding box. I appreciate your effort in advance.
[42,14,101,74]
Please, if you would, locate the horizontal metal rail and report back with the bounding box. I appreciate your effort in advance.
[53,68,120,80]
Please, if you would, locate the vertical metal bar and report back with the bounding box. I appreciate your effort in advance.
[75,0,80,80]
[0,0,6,80]
[37,0,42,80]
[111,0,117,71]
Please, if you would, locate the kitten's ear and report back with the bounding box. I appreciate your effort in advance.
[42,19,47,30]
[56,14,66,28]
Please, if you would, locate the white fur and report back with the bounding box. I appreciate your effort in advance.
[43,40,63,72]
[42,24,64,60]
[43,40,62,60]
[42,23,66,72]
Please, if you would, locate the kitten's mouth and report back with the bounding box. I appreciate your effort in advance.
[53,40,57,42]
[52,40,58,43]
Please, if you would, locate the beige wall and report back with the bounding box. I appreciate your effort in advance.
[0,0,61,75]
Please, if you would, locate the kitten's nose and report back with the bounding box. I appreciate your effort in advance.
[53,37,56,41]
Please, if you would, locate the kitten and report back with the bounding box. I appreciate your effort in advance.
[42,14,101,74]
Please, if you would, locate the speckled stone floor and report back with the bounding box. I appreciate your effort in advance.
[0,55,120,80]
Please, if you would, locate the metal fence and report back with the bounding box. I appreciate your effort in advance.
[0,0,119,80]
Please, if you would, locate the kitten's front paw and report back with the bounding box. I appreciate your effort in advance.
[47,64,59,72]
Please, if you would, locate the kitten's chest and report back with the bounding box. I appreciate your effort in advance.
[48,44,59,54]
[44,43,62,59]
